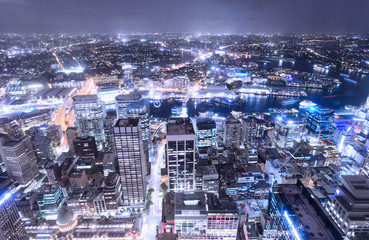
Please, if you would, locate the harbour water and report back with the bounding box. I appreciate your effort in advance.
[150,58,369,118]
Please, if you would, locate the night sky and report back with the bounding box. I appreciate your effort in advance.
[0,0,368,34]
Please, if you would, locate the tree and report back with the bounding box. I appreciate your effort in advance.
[160,183,168,192]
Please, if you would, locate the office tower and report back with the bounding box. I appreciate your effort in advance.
[46,125,62,146]
[195,165,219,194]
[166,118,196,191]
[45,162,60,184]
[103,172,122,211]
[115,92,150,141]
[206,193,239,240]
[73,136,98,158]
[241,116,268,147]
[32,136,55,161]
[174,192,208,239]
[114,119,146,205]
[195,118,216,159]
[0,136,38,185]
[0,118,23,139]
[37,184,65,217]
[171,191,239,240]
[298,100,317,118]
[265,183,340,240]
[66,127,79,152]
[0,190,29,240]
[272,114,305,150]
[72,95,106,142]
[327,175,369,237]
[305,106,334,139]
[103,115,116,151]
[223,116,243,148]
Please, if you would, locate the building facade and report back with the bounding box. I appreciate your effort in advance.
[113,119,146,205]
[166,118,196,191]
[73,95,106,142]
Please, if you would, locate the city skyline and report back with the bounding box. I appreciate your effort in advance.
[0,0,368,34]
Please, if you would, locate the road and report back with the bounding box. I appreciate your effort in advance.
[143,140,165,240]
[53,78,96,150]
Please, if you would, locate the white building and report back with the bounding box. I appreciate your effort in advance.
[166,118,196,192]
[73,95,106,142]
[113,119,146,206]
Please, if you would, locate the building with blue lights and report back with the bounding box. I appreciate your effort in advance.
[272,114,305,150]
[0,190,28,240]
[305,106,334,139]
[36,184,65,217]
[265,183,342,240]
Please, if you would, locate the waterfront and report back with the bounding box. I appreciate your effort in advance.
[150,58,369,118]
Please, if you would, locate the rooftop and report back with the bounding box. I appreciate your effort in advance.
[114,118,140,127]
[175,191,206,213]
[115,92,142,101]
[281,184,335,240]
[167,118,195,135]
[72,94,99,103]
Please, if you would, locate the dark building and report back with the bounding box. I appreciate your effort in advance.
[73,136,98,158]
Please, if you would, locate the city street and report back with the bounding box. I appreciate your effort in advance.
[144,140,165,240]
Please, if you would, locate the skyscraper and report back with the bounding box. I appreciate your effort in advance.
[0,190,28,240]
[73,95,106,142]
[166,118,196,191]
[272,114,305,150]
[113,119,146,205]
[223,116,243,148]
[0,136,38,185]
[195,118,216,159]
[66,127,79,153]
[305,106,334,139]
[115,92,150,141]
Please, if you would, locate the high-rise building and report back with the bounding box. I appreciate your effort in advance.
[115,93,150,141]
[195,118,217,159]
[73,95,106,142]
[73,136,98,158]
[206,193,239,240]
[223,116,243,148]
[327,175,369,238]
[113,119,146,205]
[174,191,208,239]
[169,191,239,240]
[103,172,122,211]
[272,114,305,150]
[103,115,116,152]
[166,118,196,191]
[305,106,334,139]
[32,135,55,161]
[0,190,28,240]
[37,184,65,217]
[241,116,268,147]
[0,136,38,185]
[265,183,341,240]
[0,118,23,139]
[66,127,79,153]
